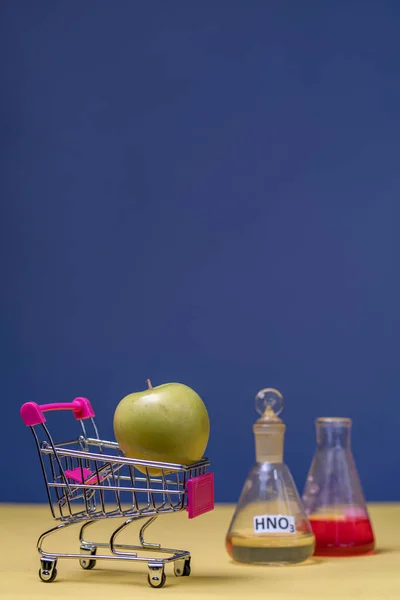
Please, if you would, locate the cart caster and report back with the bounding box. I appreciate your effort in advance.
[39,559,58,583]
[174,557,191,577]
[148,566,166,588]
[79,544,97,570]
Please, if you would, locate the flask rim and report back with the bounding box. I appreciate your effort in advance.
[316,417,352,425]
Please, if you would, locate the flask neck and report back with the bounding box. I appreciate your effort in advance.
[316,418,351,449]
[253,423,285,463]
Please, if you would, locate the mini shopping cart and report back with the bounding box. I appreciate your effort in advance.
[20,397,214,588]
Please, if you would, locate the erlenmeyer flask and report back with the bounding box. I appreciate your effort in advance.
[302,417,375,556]
[225,388,315,565]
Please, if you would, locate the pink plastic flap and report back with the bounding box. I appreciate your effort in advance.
[187,472,214,519]
[65,467,92,483]
[64,467,108,485]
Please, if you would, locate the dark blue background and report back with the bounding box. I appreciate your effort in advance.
[1,1,399,503]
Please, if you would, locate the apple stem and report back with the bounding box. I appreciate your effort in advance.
[146,378,153,389]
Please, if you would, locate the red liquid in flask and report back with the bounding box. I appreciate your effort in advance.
[310,516,375,556]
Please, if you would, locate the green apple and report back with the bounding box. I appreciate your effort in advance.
[113,380,210,474]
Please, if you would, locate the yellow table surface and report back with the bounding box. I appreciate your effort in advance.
[0,503,399,599]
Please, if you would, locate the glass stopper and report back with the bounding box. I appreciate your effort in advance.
[255,388,284,417]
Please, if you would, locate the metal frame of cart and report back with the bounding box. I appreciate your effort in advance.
[20,397,214,588]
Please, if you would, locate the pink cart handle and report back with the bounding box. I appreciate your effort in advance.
[20,397,95,426]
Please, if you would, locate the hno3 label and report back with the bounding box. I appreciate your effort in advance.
[253,514,296,534]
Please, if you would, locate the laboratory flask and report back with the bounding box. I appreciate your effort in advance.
[225,388,315,565]
[302,417,375,556]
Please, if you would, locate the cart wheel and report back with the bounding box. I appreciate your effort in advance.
[183,558,191,577]
[148,570,166,588]
[79,545,97,570]
[79,557,96,570]
[39,560,58,583]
